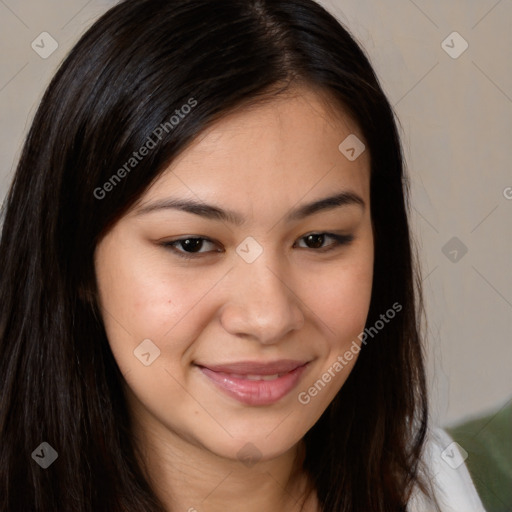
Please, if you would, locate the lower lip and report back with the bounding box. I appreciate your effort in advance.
[198,364,309,406]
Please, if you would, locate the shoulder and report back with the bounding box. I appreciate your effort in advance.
[446,401,512,511]
[407,427,487,512]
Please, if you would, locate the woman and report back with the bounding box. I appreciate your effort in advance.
[0,0,485,510]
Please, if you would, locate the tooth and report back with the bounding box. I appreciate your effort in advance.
[242,374,280,381]
[229,374,246,379]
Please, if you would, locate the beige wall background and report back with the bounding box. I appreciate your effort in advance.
[0,0,510,427]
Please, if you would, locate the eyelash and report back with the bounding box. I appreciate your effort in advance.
[161,232,354,260]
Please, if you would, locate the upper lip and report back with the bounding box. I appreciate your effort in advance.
[196,359,308,375]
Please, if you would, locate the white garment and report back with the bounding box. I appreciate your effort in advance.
[407,427,487,512]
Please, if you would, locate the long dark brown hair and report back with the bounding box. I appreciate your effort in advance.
[0,0,434,510]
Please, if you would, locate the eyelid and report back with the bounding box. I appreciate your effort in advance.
[161,232,354,260]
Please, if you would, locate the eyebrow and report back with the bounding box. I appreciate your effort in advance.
[134,191,365,225]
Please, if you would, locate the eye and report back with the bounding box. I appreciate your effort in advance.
[294,232,354,252]
[162,237,221,259]
[162,232,353,260]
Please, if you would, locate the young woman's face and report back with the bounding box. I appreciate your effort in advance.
[94,87,374,463]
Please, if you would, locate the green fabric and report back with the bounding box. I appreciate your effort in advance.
[446,400,512,512]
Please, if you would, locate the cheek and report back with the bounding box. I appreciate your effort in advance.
[95,240,228,377]
[295,254,373,417]
[327,272,372,341]
[96,237,187,335]
[309,253,373,349]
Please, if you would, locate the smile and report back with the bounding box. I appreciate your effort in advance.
[196,360,310,406]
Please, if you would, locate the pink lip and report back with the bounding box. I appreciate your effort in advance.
[197,360,309,406]
[201,359,306,375]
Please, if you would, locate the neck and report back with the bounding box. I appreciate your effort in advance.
[130,409,317,512]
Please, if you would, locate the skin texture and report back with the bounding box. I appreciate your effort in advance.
[94,86,374,512]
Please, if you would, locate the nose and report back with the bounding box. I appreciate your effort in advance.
[219,252,305,345]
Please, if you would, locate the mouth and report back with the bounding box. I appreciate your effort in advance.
[195,359,310,406]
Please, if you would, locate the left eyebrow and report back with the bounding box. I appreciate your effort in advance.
[134,191,365,225]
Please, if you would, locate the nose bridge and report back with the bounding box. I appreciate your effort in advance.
[221,246,304,343]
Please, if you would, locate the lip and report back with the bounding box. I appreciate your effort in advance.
[196,360,310,406]
[200,359,307,375]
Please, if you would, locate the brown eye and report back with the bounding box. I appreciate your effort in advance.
[304,234,325,248]
[295,233,354,252]
[179,238,205,253]
[162,237,221,259]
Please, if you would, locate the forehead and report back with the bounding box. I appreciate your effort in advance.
[136,86,370,215]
